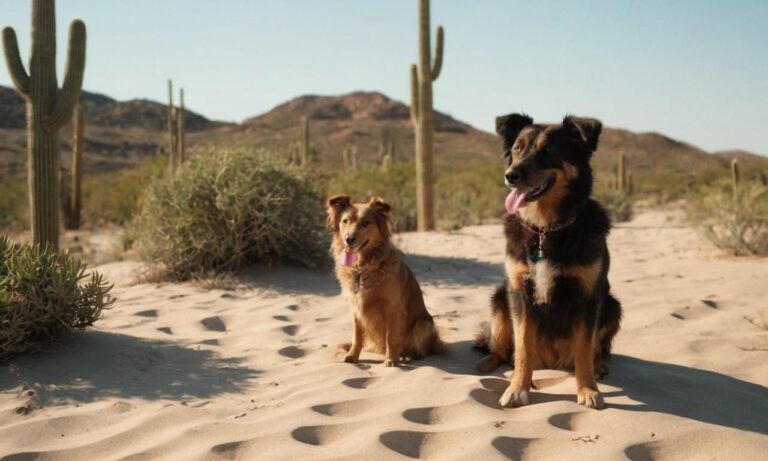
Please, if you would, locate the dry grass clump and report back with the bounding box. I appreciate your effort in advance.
[132,148,328,281]
[686,179,768,256]
[328,162,417,231]
[0,236,114,359]
[594,187,634,223]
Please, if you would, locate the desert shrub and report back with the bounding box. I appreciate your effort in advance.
[686,179,768,256]
[0,177,27,232]
[594,188,634,223]
[0,236,115,359]
[436,164,507,229]
[132,148,328,281]
[328,162,418,231]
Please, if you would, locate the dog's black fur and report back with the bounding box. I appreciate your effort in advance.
[476,113,622,409]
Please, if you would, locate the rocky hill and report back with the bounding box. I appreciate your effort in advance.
[1,85,765,187]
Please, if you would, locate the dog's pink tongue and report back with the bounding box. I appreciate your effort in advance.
[505,188,528,214]
[342,250,357,267]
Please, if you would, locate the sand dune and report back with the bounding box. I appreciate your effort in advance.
[1,209,767,460]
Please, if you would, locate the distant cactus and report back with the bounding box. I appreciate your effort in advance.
[300,115,310,167]
[59,167,71,227]
[410,0,444,231]
[382,154,392,172]
[617,151,627,193]
[731,158,740,199]
[2,0,87,251]
[167,79,176,171]
[350,146,358,173]
[178,88,186,164]
[342,146,351,173]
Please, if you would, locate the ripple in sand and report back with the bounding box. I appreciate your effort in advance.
[491,436,536,460]
[281,324,300,336]
[547,412,581,431]
[210,441,242,459]
[272,315,291,322]
[286,304,300,311]
[278,346,306,359]
[134,309,158,318]
[291,424,355,446]
[156,327,173,335]
[311,398,376,417]
[379,431,427,459]
[201,316,227,332]
[624,441,661,461]
[341,376,380,389]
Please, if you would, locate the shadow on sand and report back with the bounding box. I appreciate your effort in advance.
[235,254,503,295]
[403,254,503,287]
[421,345,768,436]
[0,331,260,406]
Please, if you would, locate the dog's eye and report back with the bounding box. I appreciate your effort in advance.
[361,220,371,227]
[341,218,349,224]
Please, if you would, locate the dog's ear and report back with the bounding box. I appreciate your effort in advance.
[562,115,602,152]
[368,196,395,233]
[326,195,352,231]
[495,113,533,140]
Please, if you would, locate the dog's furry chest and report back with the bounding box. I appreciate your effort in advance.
[526,259,560,305]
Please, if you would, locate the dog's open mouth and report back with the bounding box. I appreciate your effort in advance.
[505,176,556,214]
[342,240,369,267]
[525,176,555,202]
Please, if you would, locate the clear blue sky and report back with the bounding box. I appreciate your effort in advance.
[2,0,766,154]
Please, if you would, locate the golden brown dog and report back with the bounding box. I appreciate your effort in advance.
[326,195,443,366]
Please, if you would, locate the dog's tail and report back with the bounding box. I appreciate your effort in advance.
[473,323,491,354]
[407,317,447,358]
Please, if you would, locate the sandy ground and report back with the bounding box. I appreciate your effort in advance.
[1,209,767,460]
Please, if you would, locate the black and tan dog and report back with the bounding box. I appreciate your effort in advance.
[475,114,622,409]
[327,195,443,366]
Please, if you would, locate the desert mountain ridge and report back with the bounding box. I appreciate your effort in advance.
[1,85,766,185]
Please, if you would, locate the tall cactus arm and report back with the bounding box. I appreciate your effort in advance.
[43,19,86,132]
[430,26,444,81]
[410,64,419,124]
[2,27,30,96]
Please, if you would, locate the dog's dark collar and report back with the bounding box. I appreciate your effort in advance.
[515,214,577,262]
[515,214,577,235]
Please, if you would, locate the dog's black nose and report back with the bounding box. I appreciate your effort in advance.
[345,235,356,246]
[505,169,523,185]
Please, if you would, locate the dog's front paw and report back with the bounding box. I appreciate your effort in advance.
[577,388,605,409]
[498,383,530,408]
[341,353,359,364]
[382,358,398,367]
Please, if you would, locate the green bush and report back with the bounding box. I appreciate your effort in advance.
[686,179,768,256]
[594,188,634,223]
[132,148,328,281]
[0,236,115,359]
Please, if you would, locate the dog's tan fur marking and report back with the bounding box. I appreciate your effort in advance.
[563,258,603,293]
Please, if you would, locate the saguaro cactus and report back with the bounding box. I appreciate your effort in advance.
[70,103,84,229]
[342,147,351,173]
[731,158,740,199]
[2,0,86,251]
[300,115,310,167]
[382,154,392,172]
[178,88,186,164]
[410,0,444,231]
[617,151,627,193]
[167,79,177,171]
